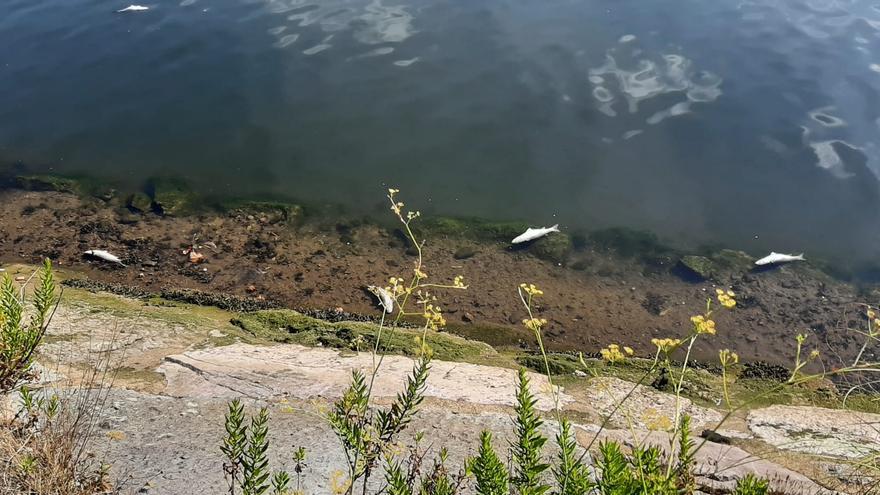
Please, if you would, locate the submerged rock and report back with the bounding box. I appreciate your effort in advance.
[148,178,195,216]
[528,232,573,264]
[15,174,81,194]
[678,249,754,281]
[126,192,153,213]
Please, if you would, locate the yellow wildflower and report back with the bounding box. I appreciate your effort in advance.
[869,309,876,319]
[453,275,467,289]
[719,348,739,366]
[690,315,716,335]
[651,338,681,353]
[414,267,427,279]
[716,289,737,309]
[810,349,820,359]
[519,283,544,296]
[600,343,627,363]
[623,346,634,356]
[522,318,548,332]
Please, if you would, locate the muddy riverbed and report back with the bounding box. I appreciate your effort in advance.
[0,187,872,367]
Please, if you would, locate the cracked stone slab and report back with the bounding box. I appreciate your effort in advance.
[157,343,570,410]
[749,404,880,458]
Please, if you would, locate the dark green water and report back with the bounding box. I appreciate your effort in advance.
[3,0,880,263]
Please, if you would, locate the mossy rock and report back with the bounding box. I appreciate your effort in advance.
[232,309,495,362]
[15,174,81,194]
[126,192,153,213]
[148,178,196,216]
[516,353,582,375]
[527,232,573,264]
[678,249,754,281]
[679,255,715,280]
[420,216,529,242]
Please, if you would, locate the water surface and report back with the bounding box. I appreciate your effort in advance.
[3,0,880,262]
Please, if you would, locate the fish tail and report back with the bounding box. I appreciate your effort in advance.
[796,253,805,260]
[550,224,560,232]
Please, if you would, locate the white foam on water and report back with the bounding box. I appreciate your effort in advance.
[274,33,299,48]
[808,106,846,127]
[870,63,880,72]
[303,43,332,55]
[588,37,721,122]
[180,0,196,5]
[646,101,691,125]
[809,140,854,178]
[393,57,419,67]
[354,0,415,44]
[622,129,643,140]
[592,86,614,103]
[619,34,636,43]
[356,46,395,58]
[268,26,287,36]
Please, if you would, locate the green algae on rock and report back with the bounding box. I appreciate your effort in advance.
[126,192,153,213]
[232,309,495,362]
[147,177,196,216]
[15,174,82,194]
[679,249,754,282]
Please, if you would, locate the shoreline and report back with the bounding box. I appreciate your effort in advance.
[0,181,872,367]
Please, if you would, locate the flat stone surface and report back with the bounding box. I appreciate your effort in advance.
[749,404,880,458]
[158,343,571,411]
[84,390,833,494]
[585,376,724,430]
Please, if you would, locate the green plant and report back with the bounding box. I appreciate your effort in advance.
[0,259,57,394]
[220,399,290,495]
[327,355,431,494]
[510,369,550,495]
[552,420,592,495]
[734,473,770,495]
[470,431,508,495]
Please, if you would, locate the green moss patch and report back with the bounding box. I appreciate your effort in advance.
[232,309,496,362]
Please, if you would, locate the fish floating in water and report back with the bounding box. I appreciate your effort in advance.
[755,252,805,266]
[512,224,560,244]
[116,5,149,12]
[84,250,126,267]
[367,285,394,313]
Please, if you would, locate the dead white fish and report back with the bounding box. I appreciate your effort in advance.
[117,5,149,12]
[755,252,805,266]
[367,285,394,313]
[84,250,126,267]
[512,224,560,244]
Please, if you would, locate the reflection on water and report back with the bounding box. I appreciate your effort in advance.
[1,0,880,264]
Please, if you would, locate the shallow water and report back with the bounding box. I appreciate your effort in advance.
[2,0,880,262]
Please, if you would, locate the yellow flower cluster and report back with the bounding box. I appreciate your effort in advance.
[868,309,880,337]
[423,303,446,330]
[414,267,427,279]
[690,315,716,335]
[453,275,467,289]
[716,289,736,309]
[387,276,408,296]
[519,283,543,296]
[719,348,739,366]
[651,338,681,353]
[600,343,633,363]
[522,317,548,332]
